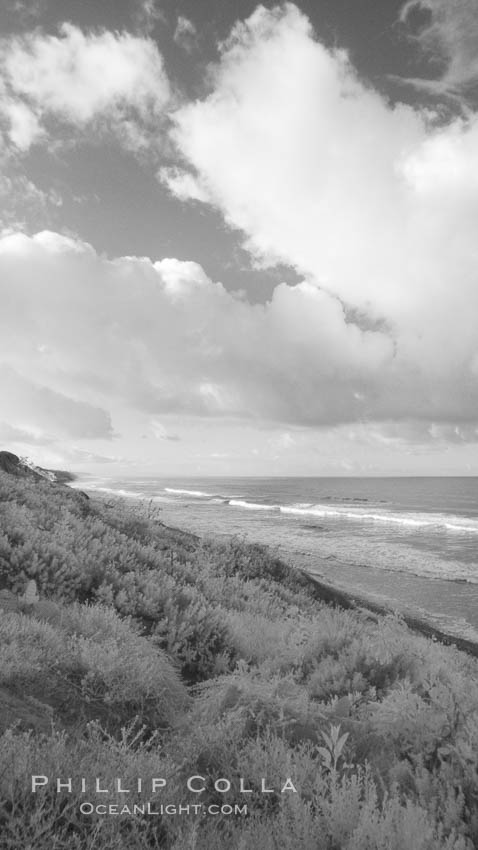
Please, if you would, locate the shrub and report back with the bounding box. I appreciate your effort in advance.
[0,604,188,730]
[2,469,478,847]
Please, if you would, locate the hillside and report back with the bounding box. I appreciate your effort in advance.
[0,451,76,483]
[0,462,477,849]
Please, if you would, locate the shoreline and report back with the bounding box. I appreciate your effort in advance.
[298,569,478,659]
[81,485,478,660]
[5,465,478,847]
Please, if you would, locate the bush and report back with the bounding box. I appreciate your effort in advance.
[0,604,188,730]
[2,469,478,847]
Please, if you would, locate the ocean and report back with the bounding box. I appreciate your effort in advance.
[74,475,478,644]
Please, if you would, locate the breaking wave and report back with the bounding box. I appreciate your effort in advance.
[212,498,478,535]
[278,504,478,534]
[165,488,214,498]
[229,500,279,511]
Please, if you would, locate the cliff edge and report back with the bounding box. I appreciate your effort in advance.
[0,451,76,483]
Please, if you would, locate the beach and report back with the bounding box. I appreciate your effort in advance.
[3,461,478,849]
[71,475,478,652]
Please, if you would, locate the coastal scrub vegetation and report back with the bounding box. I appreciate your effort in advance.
[1,469,478,848]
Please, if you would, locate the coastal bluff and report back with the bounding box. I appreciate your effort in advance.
[2,458,478,847]
[0,451,76,484]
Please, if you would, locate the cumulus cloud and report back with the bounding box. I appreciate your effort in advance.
[0,230,392,430]
[0,23,170,153]
[0,229,477,442]
[2,3,478,458]
[155,3,478,434]
[398,0,478,96]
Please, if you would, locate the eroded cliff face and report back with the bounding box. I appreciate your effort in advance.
[0,451,30,476]
[0,451,75,483]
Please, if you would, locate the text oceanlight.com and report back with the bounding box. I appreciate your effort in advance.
[79,803,248,816]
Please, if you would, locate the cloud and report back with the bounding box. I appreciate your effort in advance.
[0,174,61,229]
[65,448,125,464]
[349,420,478,448]
[149,419,180,441]
[0,228,477,442]
[134,0,167,33]
[0,230,393,430]
[0,364,114,440]
[2,0,46,24]
[0,23,171,153]
[167,3,427,323]
[2,4,478,455]
[398,0,478,96]
[159,166,212,202]
[174,16,198,52]
[0,421,54,445]
[155,3,478,432]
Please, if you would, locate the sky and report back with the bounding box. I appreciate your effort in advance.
[2,0,478,476]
